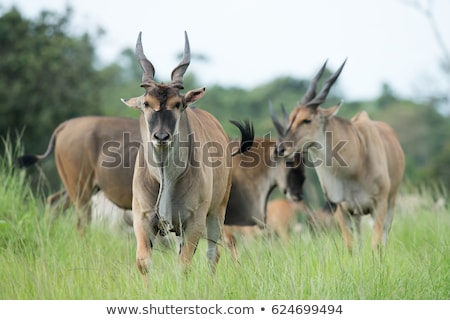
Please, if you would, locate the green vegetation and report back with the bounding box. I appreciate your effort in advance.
[0,5,449,300]
[0,7,107,151]
[0,146,448,300]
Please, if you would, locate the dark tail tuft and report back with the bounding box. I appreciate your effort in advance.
[16,155,39,168]
[229,119,254,156]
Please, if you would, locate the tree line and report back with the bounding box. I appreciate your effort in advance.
[1,6,449,202]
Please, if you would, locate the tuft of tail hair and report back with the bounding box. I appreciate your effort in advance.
[229,119,254,156]
[16,155,39,168]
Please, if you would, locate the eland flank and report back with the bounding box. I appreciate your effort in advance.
[16,116,140,232]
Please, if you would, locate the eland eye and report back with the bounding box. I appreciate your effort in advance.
[143,101,150,108]
[174,102,181,109]
[302,119,311,125]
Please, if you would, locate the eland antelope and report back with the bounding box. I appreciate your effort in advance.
[224,137,305,257]
[16,116,140,232]
[225,138,305,227]
[120,32,253,275]
[271,60,405,252]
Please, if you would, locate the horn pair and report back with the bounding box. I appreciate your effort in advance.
[302,59,347,108]
[270,59,347,136]
[136,31,191,89]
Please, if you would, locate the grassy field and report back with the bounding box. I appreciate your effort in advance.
[0,148,449,300]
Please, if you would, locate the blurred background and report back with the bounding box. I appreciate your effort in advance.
[1,0,449,207]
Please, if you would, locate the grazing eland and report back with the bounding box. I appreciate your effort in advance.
[120,31,253,275]
[271,60,405,252]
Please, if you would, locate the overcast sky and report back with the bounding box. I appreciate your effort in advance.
[3,0,450,102]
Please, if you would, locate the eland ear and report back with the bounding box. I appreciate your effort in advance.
[183,87,206,108]
[323,100,343,119]
[121,95,145,109]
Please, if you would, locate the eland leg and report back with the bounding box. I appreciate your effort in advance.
[335,205,354,253]
[353,215,362,254]
[205,213,225,274]
[179,212,206,274]
[371,198,389,252]
[383,195,397,245]
[223,226,239,263]
[134,208,156,276]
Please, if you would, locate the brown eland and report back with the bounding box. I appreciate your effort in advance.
[271,60,405,252]
[16,116,140,232]
[224,137,305,258]
[120,31,253,275]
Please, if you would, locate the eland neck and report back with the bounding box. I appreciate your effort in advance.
[142,111,193,227]
[308,116,365,204]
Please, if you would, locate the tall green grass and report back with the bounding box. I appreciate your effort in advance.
[0,141,448,300]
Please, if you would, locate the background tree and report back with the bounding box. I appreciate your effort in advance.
[0,6,107,154]
[400,0,450,111]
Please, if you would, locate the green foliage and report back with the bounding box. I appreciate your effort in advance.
[97,48,143,118]
[0,6,106,153]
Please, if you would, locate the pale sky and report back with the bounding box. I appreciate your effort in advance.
[2,0,450,102]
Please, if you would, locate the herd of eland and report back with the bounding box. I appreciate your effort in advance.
[17,31,405,276]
